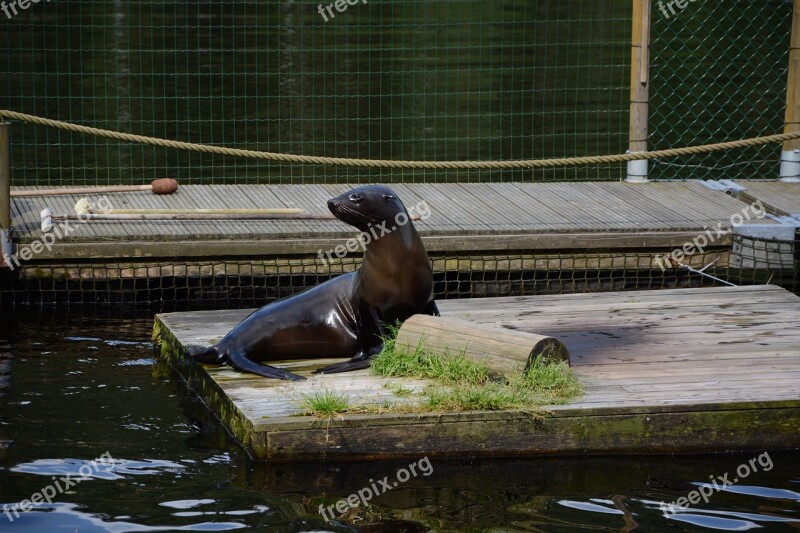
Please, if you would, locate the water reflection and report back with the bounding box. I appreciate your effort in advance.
[0,502,248,532]
[0,308,798,531]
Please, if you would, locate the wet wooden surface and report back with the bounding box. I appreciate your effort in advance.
[155,284,800,462]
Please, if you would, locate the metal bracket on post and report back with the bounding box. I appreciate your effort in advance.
[0,230,11,270]
[626,158,649,184]
[780,149,800,183]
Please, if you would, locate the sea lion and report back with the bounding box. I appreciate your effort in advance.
[187,185,439,380]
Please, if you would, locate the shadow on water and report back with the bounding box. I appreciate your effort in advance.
[0,308,798,531]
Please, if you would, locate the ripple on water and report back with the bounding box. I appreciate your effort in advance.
[556,499,625,515]
[202,453,231,465]
[116,358,156,366]
[160,500,217,509]
[0,502,248,531]
[692,482,800,502]
[558,496,800,531]
[10,458,186,480]
[65,337,149,348]
[159,500,271,518]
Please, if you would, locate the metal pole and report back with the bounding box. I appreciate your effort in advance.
[627,0,651,183]
[781,0,800,182]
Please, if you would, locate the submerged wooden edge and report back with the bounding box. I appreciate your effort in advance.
[153,302,800,462]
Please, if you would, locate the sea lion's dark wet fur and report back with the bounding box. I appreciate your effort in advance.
[187,185,438,380]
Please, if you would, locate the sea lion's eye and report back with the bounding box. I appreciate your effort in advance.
[349,193,363,202]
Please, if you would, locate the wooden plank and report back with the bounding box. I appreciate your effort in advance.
[739,181,800,216]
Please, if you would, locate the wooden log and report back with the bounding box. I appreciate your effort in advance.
[51,212,339,222]
[94,208,304,215]
[395,315,570,376]
[10,178,179,197]
[48,212,420,223]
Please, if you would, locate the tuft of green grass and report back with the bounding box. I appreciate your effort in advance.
[370,327,583,412]
[511,355,584,404]
[371,329,492,385]
[382,381,415,397]
[300,388,350,417]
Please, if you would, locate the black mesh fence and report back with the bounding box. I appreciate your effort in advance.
[2,238,796,310]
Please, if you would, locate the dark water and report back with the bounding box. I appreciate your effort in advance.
[0,308,798,532]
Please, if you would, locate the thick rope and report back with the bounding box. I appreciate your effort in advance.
[2,109,798,170]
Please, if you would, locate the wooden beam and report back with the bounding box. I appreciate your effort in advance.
[11,231,732,261]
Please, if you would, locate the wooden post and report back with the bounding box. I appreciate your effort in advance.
[0,122,10,231]
[781,0,800,182]
[627,0,651,183]
[0,121,11,268]
[395,315,571,377]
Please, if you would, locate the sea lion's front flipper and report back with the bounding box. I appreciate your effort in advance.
[313,355,372,375]
[422,300,440,317]
[228,350,306,381]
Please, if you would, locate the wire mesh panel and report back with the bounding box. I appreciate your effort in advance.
[2,0,631,186]
[727,234,799,293]
[5,244,791,310]
[649,0,792,181]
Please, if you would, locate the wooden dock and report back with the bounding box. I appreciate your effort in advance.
[154,284,800,462]
[9,181,783,260]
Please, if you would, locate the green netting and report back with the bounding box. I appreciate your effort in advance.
[2,1,632,185]
[649,0,792,181]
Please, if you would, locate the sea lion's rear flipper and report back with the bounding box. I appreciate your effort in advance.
[228,350,306,381]
[187,345,221,364]
[313,355,372,374]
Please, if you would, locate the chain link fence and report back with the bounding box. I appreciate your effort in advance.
[649,0,792,181]
[1,1,797,307]
[5,0,633,186]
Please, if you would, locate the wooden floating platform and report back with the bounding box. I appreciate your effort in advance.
[154,284,800,462]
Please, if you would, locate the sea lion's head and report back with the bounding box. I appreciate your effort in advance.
[327,185,408,233]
